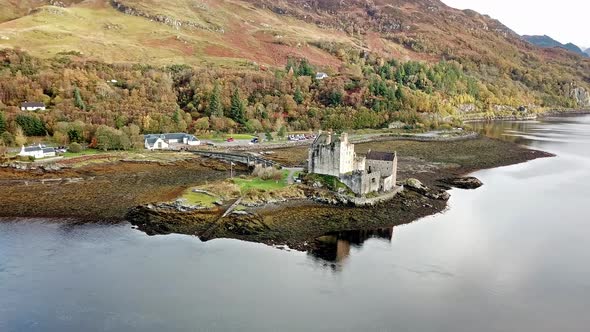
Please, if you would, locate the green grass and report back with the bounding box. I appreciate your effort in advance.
[232,171,289,192]
[181,190,218,207]
[63,149,104,158]
[305,173,352,194]
[205,134,256,142]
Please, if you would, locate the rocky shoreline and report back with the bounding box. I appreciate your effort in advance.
[463,108,590,123]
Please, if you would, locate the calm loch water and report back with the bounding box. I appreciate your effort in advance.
[2,115,590,331]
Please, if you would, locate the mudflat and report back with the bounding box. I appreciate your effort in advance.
[0,136,550,249]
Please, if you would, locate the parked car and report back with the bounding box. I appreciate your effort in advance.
[226,137,235,142]
[250,137,259,144]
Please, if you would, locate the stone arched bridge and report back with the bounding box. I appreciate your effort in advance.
[191,150,282,168]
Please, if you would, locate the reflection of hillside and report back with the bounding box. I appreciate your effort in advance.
[309,228,394,264]
[468,121,536,145]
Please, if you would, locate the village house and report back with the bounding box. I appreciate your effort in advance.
[19,145,56,159]
[144,133,201,150]
[20,102,46,111]
[308,132,398,196]
[315,72,329,80]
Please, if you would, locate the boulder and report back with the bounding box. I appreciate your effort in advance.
[403,178,450,201]
[403,178,429,195]
[440,177,483,189]
[426,190,451,201]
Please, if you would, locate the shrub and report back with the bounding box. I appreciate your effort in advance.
[1,132,14,146]
[252,165,283,180]
[68,142,83,153]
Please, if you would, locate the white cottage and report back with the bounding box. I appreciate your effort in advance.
[20,102,46,111]
[19,145,56,159]
[315,72,329,80]
[144,133,200,150]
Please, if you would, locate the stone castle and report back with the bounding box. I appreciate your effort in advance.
[308,132,398,196]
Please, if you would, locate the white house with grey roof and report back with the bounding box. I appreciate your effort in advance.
[144,133,200,150]
[20,102,46,111]
[315,72,329,80]
[19,145,56,159]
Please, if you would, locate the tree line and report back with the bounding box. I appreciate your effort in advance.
[0,48,584,150]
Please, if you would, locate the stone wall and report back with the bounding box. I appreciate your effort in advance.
[341,171,381,196]
[338,133,356,175]
[380,175,395,192]
[308,133,356,177]
[354,156,366,172]
[366,159,394,177]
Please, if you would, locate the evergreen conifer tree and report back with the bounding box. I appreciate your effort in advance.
[207,84,223,117]
[294,87,304,105]
[0,112,6,134]
[230,88,246,124]
[74,87,86,111]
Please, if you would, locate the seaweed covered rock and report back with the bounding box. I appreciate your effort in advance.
[402,178,450,201]
[440,177,483,189]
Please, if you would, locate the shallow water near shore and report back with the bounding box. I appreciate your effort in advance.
[2,115,590,331]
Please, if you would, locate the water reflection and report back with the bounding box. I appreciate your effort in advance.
[3,115,590,331]
[309,228,394,267]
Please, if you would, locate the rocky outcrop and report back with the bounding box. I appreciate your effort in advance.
[570,86,590,108]
[403,178,450,201]
[440,177,483,189]
[109,0,223,32]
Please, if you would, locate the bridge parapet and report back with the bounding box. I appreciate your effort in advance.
[191,150,281,168]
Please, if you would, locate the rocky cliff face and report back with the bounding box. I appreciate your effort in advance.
[570,86,590,108]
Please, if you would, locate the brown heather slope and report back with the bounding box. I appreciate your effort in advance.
[0,0,589,112]
[248,0,590,96]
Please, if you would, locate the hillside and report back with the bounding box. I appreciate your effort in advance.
[0,0,590,150]
[523,35,587,57]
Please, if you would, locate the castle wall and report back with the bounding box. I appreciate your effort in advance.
[380,175,395,192]
[308,143,341,177]
[308,133,398,196]
[308,133,356,177]
[341,171,381,196]
[366,159,394,177]
[354,156,366,172]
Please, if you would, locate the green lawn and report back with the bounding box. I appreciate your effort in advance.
[205,134,256,142]
[181,190,218,207]
[63,149,104,158]
[232,171,289,192]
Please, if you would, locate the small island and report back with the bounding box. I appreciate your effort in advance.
[124,129,543,250]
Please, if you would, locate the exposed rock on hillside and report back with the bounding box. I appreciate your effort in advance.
[109,0,222,32]
[570,86,590,108]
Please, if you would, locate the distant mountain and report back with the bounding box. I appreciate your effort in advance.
[523,35,588,57]
[585,48,590,57]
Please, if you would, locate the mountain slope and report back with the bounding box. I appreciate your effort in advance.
[0,0,589,128]
[0,0,84,23]
[523,35,587,57]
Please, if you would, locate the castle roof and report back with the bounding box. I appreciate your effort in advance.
[366,151,395,161]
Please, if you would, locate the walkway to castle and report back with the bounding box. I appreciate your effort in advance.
[190,150,282,168]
